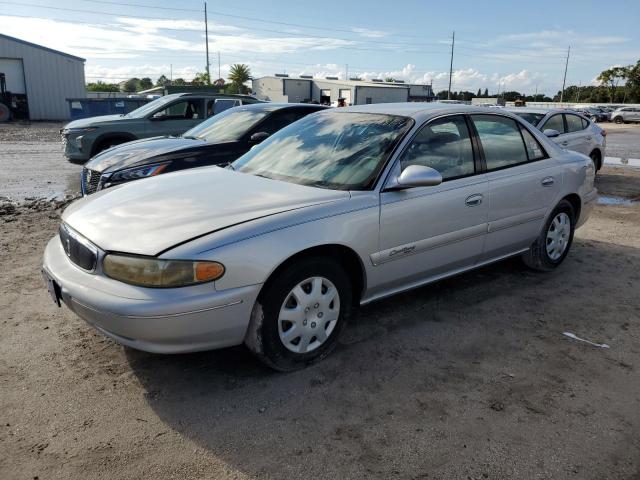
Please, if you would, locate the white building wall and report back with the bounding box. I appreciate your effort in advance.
[252,77,288,102]
[354,86,408,104]
[0,35,85,120]
[283,79,312,103]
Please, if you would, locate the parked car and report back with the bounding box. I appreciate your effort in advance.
[507,108,606,170]
[61,93,263,162]
[80,103,326,195]
[42,104,597,370]
[611,106,640,124]
[574,107,608,123]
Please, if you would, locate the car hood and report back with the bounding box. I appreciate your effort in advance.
[85,136,211,173]
[64,115,127,129]
[62,167,350,256]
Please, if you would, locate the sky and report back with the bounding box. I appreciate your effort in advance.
[1,0,639,95]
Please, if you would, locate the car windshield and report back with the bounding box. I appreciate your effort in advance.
[183,107,270,142]
[124,95,181,119]
[232,111,413,190]
[512,112,545,126]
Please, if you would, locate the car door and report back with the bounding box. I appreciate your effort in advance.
[562,113,592,155]
[470,114,561,260]
[146,98,205,137]
[373,115,489,295]
[540,113,567,148]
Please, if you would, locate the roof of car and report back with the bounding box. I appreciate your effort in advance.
[505,107,564,115]
[232,102,329,112]
[339,102,518,119]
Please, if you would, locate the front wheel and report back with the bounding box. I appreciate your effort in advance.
[613,117,623,124]
[521,200,575,271]
[245,257,353,371]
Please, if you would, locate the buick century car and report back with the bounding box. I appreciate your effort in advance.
[80,103,326,195]
[43,104,597,370]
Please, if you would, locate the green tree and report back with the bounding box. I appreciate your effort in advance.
[597,66,626,103]
[384,77,395,83]
[138,77,153,90]
[483,88,489,97]
[155,75,170,87]
[120,77,140,92]
[477,88,481,97]
[228,64,251,93]
[86,81,119,92]
[172,78,187,86]
[192,71,211,86]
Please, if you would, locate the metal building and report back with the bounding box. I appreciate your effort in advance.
[0,33,86,120]
[253,76,425,105]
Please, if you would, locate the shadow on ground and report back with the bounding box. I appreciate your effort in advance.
[125,238,640,479]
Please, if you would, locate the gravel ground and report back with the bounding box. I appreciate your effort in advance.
[1,123,639,480]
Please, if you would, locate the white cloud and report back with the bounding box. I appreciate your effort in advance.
[352,27,388,38]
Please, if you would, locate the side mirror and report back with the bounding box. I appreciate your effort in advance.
[543,128,560,138]
[394,165,442,189]
[249,131,270,144]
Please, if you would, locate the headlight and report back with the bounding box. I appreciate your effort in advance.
[66,127,98,134]
[103,254,224,288]
[108,163,170,184]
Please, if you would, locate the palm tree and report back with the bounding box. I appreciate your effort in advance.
[228,64,251,94]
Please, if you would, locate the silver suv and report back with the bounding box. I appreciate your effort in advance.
[611,107,640,124]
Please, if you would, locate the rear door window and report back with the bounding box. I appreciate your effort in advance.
[213,99,241,115]
[542,114,565,133]
[471,115,529,170]
[251,109,314,136]
[565,114,584,133]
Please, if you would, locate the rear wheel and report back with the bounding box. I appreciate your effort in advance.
[521,200,575,271]
[0,102,10,122]
[613,117,624,124]
[245,257,353,371]
[589,150,602,171]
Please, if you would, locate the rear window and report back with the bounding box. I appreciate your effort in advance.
[565,114,584,133]
[513,112,545,126]
[543,114,565,134]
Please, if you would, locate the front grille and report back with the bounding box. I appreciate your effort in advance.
[83,168,102,195]
[59,224,98,271]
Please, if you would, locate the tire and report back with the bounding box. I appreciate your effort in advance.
[521,200,575,272]
[93,137,130,155]
[244,257,353,371]
[0,102,10,122]
[589,150,601,171]
[614,117,623,124]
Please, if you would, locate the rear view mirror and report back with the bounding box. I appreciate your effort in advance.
[543,129,560,138]
[249,132,270,144]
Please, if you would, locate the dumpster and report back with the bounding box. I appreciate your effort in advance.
[67,97,150,120]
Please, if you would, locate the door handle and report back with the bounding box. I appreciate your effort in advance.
[541,176,555,186]
[465,194,483,207]
[561,141,569,146]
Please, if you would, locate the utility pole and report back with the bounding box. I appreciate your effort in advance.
[447,30,455,100]
[534,83,538,101]
[345,64,348,80]
[170,64,173,82]
[204,2,211,84]
[218,51,221,80]
[560,45,570,103]
[576,80,581,103]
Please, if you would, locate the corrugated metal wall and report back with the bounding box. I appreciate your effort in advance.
[0,36,85,120]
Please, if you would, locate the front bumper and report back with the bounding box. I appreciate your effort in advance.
[61,131,91,161]
[43,236,261,353]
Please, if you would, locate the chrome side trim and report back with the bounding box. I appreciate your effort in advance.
[70,297,243,319]
[361,248,530,305]
[487,208,546,233]
[370,223,487,266]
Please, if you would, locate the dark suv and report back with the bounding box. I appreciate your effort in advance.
[61,93,263,162]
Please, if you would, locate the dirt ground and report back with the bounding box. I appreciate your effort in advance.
[1,123,640,479]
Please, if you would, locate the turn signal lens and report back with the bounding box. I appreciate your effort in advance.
[103,254,224,288]
[195,262,225,282]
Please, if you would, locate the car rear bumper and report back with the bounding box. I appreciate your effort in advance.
[43,236,261,353]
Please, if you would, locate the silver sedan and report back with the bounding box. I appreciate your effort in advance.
[42,103,597,370]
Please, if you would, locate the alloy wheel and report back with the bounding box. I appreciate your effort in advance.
[278,276,340,354]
